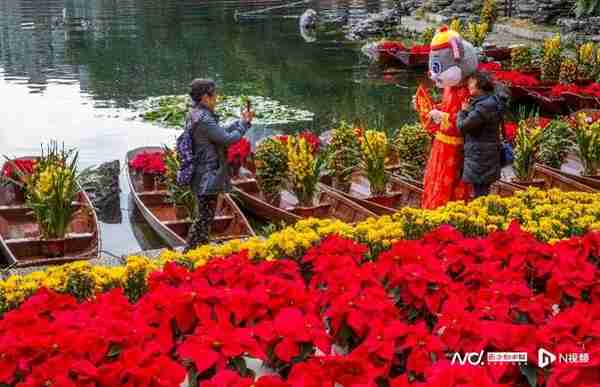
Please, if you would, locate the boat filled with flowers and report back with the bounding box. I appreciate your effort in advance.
[126,146,255,248]
[0,144,100,267]
[232,134,376,224]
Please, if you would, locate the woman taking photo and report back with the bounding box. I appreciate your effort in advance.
[184,79,253,252]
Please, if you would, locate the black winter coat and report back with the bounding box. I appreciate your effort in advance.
[457,94,503,185]
[189,102,250,196]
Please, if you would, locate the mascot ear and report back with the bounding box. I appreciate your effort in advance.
[449,38,461,60]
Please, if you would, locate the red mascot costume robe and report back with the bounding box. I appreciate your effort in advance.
[419,27,479,209]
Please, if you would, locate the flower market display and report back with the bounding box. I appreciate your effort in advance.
[2,187,600,386]
[162,146,197,219]
[479,37,600,112]
[512,116,545,183]
[572,112,600,176]
[137,95,314,130]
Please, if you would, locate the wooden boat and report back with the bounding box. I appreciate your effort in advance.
[232,171,376,224]
[126,147,255,248]
[320,172,422,215]
[0,157,100,267]
[562,92,600,112]
[537,165,600,191]
[503,164,596,193]
[532,164,597,192]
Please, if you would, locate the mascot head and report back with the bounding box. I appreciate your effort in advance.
[429,26,478,88]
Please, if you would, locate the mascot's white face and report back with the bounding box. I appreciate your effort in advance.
[429,29,478,89]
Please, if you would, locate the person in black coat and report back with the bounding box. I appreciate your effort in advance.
[457,71,504,198]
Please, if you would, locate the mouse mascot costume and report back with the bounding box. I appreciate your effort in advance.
[420,26,478,209]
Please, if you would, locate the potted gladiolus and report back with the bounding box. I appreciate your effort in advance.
[512,119,544,186]
[25,142,81,257]
[573,112,600,177]
[359,130,390,200]
[286,133,326,214]
[162,146,196,219]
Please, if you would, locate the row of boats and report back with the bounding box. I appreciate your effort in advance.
[0,147,598,268]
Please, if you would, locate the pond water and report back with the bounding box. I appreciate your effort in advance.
[0,0,420,256]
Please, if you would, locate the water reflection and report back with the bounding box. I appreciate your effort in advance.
[0,0,417,254]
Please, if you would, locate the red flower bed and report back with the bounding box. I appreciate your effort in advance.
[227,138,251,166]
[1,159,36,179]
[478,62,502,72]
[549,84,582,97]
[2,225,600,386]
[129,152,166,175]
[491,71,540,87]
[582,83,600,99]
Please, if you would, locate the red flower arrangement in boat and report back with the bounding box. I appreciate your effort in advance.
[582,82,600,99]
[227,138,251,167]
[478,62,502,72]
[550,83,582,97]
[491,70,540,87]
[2,224,600,386]
[129,151,166,175]
[502,121,518,143]
[1,159,37,179]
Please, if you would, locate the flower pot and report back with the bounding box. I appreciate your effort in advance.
[333,179,352,193]
[175,205,190,220]
[13,184,26,203]
[511,178,546,189]
[367,194,400,208]
[263,192,281,207]
[42,239,66,258]
[243,157,256,174]
[142,173,156,191]
[230,164,242,180]
[291,202,332,218]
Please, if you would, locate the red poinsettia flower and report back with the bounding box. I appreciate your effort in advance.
[478,62,502,72]
[402,322,446,375]
[502,121,518,143]
[177,318,264,374]
[129,151,166,175]
[492,70,540,86]
[550,83,582,97]
[582,82,600,98]
[254,307,331,363]
[227,138,251,166]
[1,159,37,179]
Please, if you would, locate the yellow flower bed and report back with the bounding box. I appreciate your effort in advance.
[3,189,600,313]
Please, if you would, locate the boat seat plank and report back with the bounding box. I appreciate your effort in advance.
[5,233,95,246]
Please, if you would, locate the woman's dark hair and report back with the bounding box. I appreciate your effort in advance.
[468,71,495,93]
[190,79,216,102]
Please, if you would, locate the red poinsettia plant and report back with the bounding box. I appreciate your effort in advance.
[129,151,166,175]
[1,159,37,184]
[2,224,600,386]
[227,138,251,167]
